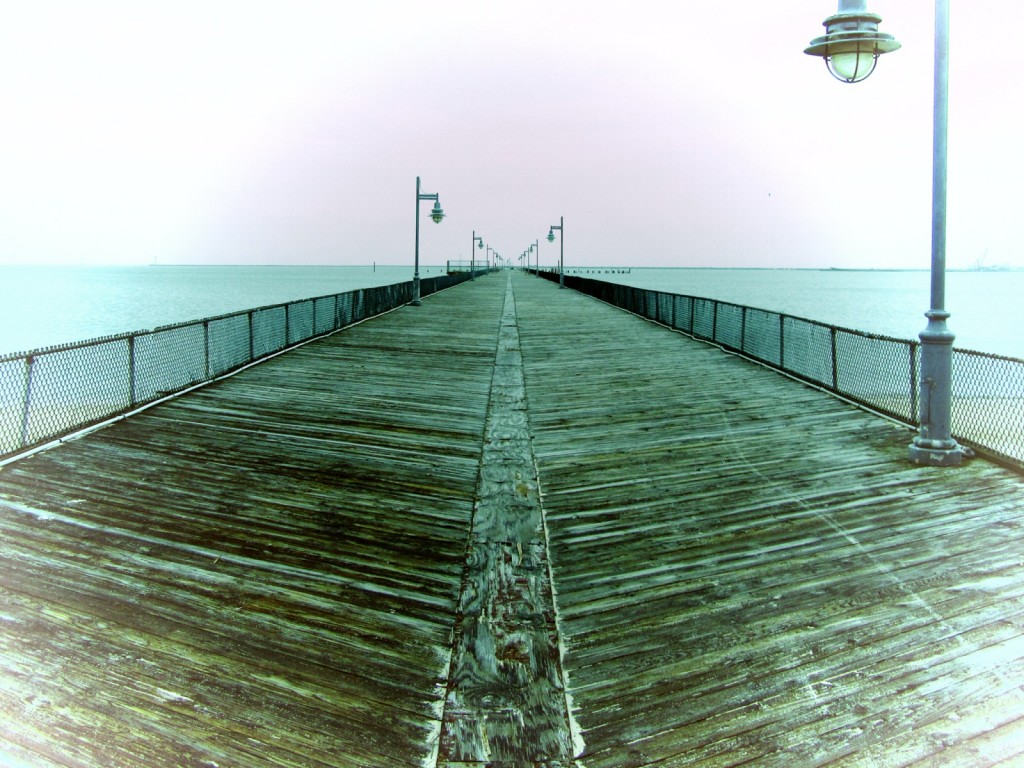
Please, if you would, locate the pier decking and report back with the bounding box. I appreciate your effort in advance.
[2,272,1024,766]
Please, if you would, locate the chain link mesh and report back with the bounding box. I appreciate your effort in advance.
[252,306,287,359]
[209,314,252,377]
[0,339,132,454]
[314,296,336,336]
[781,317,834,388]
[952,349,1024,464]
[693,298,716,340]
[0,359,27,454]
[743,307,782,366]
[287,300,315,346]
[133,324,208,403]
[0,272,473,460]
[714,302,744,351]
[835,330,917,423]
[543,271,1023,470]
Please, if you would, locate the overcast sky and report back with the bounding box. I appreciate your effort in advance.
[1,1,1019,270]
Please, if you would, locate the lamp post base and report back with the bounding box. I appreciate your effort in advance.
[412,277,422,306]
[908,438,965,467]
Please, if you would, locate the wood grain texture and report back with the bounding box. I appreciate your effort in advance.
[3,269,1024,767]
[511,272,1024,767]
[0,276,507,767]
[437,275,576,764]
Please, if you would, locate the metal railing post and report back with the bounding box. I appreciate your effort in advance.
[779,315,786,367]
[128,336,137,406]
[203,320,211,380]
[19,355,34,449]
[248,311,256,362]
[830,327,839,390]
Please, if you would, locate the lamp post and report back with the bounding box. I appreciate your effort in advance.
[471,231,484,279]
[413,176,445,306]
[806,1,964,466]
[533,240,539,275]
[547,216,564,288]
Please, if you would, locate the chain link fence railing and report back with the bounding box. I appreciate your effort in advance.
[0,272,476,460]
[537,270,1024,470]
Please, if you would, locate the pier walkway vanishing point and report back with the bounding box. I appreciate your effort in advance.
[2,272,1024,767]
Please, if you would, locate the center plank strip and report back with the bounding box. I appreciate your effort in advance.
[436,274,578,764]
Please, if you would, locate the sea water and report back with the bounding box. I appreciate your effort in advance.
[0,265,447,357]
[1,265,1021,360]
[567,267,1024,360]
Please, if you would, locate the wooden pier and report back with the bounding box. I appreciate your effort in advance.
[2,272,1024,766]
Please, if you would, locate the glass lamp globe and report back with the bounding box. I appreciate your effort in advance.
[430,201,445,223]
[829,45,877,82]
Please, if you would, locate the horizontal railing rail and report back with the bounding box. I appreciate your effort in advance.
[446,259,491,273]
[0,272,478,460]
[537,270,1024,470]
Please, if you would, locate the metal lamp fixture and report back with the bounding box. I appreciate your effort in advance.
[804,0,901,83]
[430,201,445,224]
[548,217,564,288]
[412,176,444,306]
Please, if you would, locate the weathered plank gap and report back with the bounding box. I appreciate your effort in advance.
[436,274,579,765]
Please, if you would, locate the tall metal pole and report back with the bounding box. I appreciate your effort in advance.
[412,176,442,307]
[559,216,564,288]
[471,230,476,280]
[549,217,564,288]
[413,176,422,306]
[908,0,962,466]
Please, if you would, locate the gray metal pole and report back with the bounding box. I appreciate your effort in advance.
[559,216,565,288]
[909,0,962,466]
[413,176,422,306]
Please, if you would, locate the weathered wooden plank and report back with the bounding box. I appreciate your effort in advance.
[0,275,508,767]
[511,272,1024,767]
[436,275,576,764]
[4,269,1024,767]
